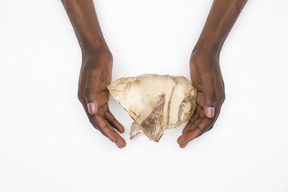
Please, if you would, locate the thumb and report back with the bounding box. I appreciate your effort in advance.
[84,88,98,115]
[84,70,100,115]
[202,75,217,118]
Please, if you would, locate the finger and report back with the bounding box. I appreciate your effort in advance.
[115,133,126,148]
[178,118,213,148]
[177,116,201,145]
[179,141,189,148]
[101,122,126,148]
[178,88,223,148]
[177,135,185,145]
[104,124,126,149]
[185,118,213,142]
[182,117,201,135]
[84,86,99,115]
[91,116,126,148]
[181,99,222,145]
[92,116,116,141]
[177,123,191,145]
[103,125,126,149]
[105,111,125,133]
[177,105,201,144]
[202,74,217,118]
[102,103,125,133]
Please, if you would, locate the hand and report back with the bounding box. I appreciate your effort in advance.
[177,51,225,148]
[77,50,126,148]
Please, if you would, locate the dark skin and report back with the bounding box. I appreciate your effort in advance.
[177,0,247,148]
[61,0,247,148]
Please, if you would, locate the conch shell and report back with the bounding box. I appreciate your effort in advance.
[107,74,197,142]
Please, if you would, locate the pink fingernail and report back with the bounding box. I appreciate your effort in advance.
[207,107,215,118]
[180,141,188,145]
[87,103,96,114]
[115,142,123,148]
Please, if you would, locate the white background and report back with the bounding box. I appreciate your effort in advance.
[0,0,288,191]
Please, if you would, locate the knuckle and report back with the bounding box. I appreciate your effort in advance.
[206,91,218,103]
[84,88,96,101]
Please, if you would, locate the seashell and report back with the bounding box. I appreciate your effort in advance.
[107,74,197,142]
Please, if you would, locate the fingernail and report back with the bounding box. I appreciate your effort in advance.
[180,141,189,148]
[180,141,188,145]
[207,107,215,118]
[87,103,96,114]
[115,142,123,148]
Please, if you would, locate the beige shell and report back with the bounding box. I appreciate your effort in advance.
[107,74,197,142]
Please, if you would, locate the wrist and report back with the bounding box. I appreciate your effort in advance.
[80,35,111,60]
[193,36,223,57]
[79,35,110,55]
[82,46,112,63]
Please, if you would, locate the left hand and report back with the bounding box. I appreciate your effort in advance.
[177,51,225,148]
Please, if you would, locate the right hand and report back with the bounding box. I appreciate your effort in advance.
[77,50,126,148]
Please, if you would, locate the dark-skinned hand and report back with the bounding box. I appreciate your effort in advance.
[77,50,126,148]
[177,51,225,148]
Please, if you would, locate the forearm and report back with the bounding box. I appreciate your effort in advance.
[194,0,247,55]
[61,0,109,56]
